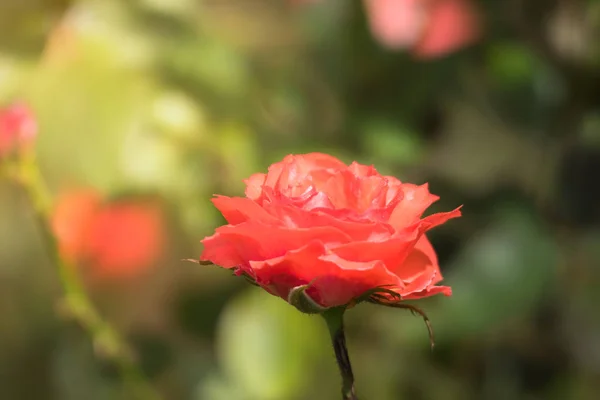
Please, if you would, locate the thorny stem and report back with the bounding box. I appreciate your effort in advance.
[13,152,161,400]
[323,307,358,400]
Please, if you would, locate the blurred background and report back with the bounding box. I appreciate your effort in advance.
[1,0,600,399]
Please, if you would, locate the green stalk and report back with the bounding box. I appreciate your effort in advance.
[16,152,161,400]
[323,307,358,400]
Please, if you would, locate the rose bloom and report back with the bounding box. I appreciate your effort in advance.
[0,102,37,157]
[200,153,461,310]
[52,189,166,280]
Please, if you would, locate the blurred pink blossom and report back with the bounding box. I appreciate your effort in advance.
[294,0,481,58]
[363,0,481,57]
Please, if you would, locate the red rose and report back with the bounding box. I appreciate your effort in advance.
[200,153,461,310]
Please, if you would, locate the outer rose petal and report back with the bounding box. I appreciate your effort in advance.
[251,241,402,307]
[294,152,348,170]
[321,169,388,212]
[211,196,279,225]
[327,229,422,273]
[385,236,452,299]
[388,183,440,229]
[419,206,462,232]
[391,235,440,283]
[200,221,353,268]
[402,283,452,300]
[347,161,380,178]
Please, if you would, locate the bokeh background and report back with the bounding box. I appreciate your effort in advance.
[1,0,600,399]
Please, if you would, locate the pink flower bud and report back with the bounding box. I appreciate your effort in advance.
[0,103,38,157]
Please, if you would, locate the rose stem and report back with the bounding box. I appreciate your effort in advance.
[323,307,358,400]
[15,152,162,400]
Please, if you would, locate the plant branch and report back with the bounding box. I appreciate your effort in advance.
[323,307,358,400]
[16,152,161,400]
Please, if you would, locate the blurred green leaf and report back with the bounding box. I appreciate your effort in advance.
[384,203,558,346]
[487,43,537,87]
[361,118,423,166]
[215,121,260,193]
[216,289,324,400]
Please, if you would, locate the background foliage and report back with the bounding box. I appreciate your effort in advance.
[1,1,600,399]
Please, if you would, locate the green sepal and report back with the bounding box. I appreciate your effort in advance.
[354,285,402,305]
[287,283,329,314]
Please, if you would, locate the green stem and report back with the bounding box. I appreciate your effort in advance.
[323,307,358,400]
[16,152,161,400]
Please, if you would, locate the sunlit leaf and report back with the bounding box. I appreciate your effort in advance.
[216,289,324,400]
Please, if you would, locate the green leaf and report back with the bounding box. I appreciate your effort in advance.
[217,289,324,400]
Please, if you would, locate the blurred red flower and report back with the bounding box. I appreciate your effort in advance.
[363,0,481,57]
[52,189,102,264]
[52,189,166,280]
[0,103,38,157]
[200,153,461,311]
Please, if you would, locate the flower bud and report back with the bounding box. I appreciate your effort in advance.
[0,102,38,158]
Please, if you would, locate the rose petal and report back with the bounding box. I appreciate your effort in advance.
[383,175,405,205]
[264,202,395,242]
[347,161,380,178]
[401,284,452,300]
[398,264,437,295]
[263,153,347,198]
[298,152,348,170]
[200,221,353,268]
[390,235,439,284]
[211,196,279,225]
[328,233,421,274]
[251,241,402,307]
[388,183,440,229]
[419,206,462,231]
[244,173,266,200]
